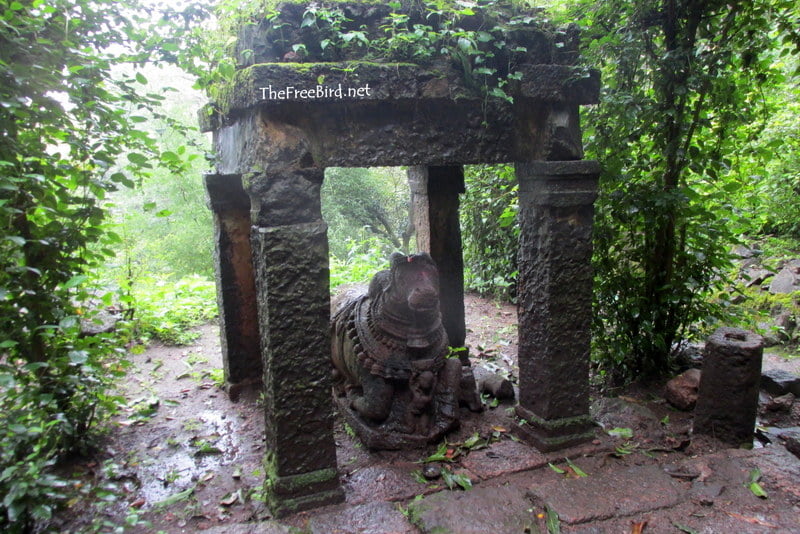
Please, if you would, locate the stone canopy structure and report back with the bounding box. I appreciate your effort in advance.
[201,0,601,518]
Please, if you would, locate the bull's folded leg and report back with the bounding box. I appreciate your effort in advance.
[351,369,393,423]
[431,358,462,436]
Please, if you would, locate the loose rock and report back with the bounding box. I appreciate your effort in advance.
[664,368,702,411]
[768,259,800,294]
[761,368,800,397]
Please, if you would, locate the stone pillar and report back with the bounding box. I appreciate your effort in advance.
[694,327,763,448]
[204,174,261,395]
[514,160,600,452]
[243,133,343,515]
[407,166,467,351]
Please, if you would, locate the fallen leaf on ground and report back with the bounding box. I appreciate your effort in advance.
[630,520,647,534]
[725,511,777,528]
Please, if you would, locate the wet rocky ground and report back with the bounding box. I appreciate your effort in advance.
[52,294,800,534]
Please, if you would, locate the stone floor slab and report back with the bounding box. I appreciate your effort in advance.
[461,439,548,480]
[308,501,417,534]
[527,463,685,525]
[409,485,536,534]
[344,464,431,505]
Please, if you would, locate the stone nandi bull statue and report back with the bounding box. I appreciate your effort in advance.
[331,252,462,449]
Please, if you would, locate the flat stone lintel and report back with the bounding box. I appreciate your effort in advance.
[268,467,344,518]
[513,406,595,452]
[200,63,599,129]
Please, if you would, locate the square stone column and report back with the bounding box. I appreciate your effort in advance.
[204,174,261,395]
[407,166,467,350]
[514,160,600,451]
[245,166,344,517]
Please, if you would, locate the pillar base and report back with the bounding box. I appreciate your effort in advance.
[513,406,594,452]
[266,467,345,518]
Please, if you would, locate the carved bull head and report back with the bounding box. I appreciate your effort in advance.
[388,252,441,313]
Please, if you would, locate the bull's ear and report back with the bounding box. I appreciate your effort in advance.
[389,252,405,268]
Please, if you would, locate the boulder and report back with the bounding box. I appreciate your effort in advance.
[765,393,795,412]
[761,368,800,396]
[664,368,702,411]
[740,265,775,288]
[768,259,800,294]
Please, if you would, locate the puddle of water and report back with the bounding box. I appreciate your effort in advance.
[135,409,244,508]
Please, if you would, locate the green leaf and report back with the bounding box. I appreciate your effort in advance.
[747,469,767,498]
[135,72,148,85]
[154,487,194,508]
[62,274,88,289]
[127,152,149,166]
[565,458,588,477]
[548,462,565,474]
[546,505,561,534]
[607,427,633,439]
[671,522,698,534]
[442,469,471,490]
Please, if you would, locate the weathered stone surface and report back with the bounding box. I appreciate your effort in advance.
[664,368,702,411]
[749,445,800,500]
[408,166,467,350]
[765,392,795,412]
[251,221,343,515]
[527,464,684,525]
[740,265,774,288]
[768,259,800,294]
[344,464,431,505]
[308,501,416,534]
[210,99,588,169]
[331,253,462,449]
[409,485,537,534]
[202,522,291,534]
[591,397,662,438]
[781,429,800,459]
[408,166,483,412]
[460,440,548,480]
[205,174,261,390]
[761,368,800,396]
[514,161,599,452]
[694,328,764,448]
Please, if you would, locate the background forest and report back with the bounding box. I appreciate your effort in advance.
[0,0,798,531]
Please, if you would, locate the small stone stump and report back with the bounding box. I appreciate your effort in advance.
[694,327,764,448]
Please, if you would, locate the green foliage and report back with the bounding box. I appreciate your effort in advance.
[200,0,556,104]
[0,0,211,530]
[323,167,411,260]
[576,0,800,382]
[461,164,519,300]
[329,237,392,290]
[123,275,217,345]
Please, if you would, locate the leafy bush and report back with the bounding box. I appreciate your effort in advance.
[0,305,129,532]
[330,238,393,291]
[461,164,519,300]
[123,274,218,345]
